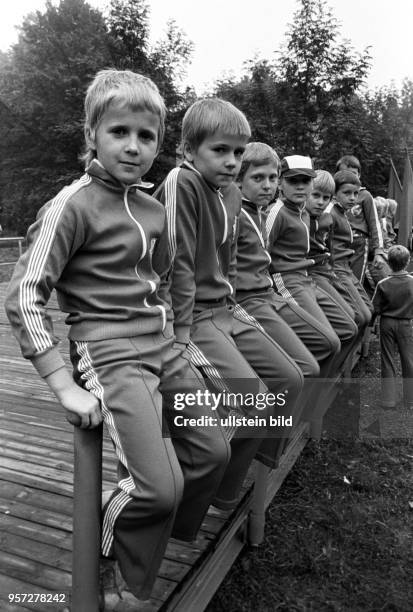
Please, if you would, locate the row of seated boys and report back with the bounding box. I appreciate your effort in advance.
[5,69,412,609]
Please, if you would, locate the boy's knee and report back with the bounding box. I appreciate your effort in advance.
[211,435,231,469]
[365,310,373,327]
[268,362,304,400]
[327,332,341,357]
[196,433,231,472]
[289,365,305,395]
[149,467,184,517]
[344,318,359,341]
[306,358,320,378]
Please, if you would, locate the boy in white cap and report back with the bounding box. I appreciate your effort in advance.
[266,156,357,380]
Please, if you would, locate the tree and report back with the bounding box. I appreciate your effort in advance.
[105,1,195,181]
[274,0,371,159]
[0,0,112,231]
[0,0,194,233]
[215,0,372,166]
[216,59,280,148]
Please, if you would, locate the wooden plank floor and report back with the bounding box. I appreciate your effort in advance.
[0,282,308,611]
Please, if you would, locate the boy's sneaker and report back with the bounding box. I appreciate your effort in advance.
[99,559,151,611]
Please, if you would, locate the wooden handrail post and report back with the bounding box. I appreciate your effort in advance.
[248,462,270,546]
[72,424,103,612]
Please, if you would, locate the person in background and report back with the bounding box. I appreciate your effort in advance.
[372,244,413,409]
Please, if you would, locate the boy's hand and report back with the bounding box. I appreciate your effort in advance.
[59,384,103,429]
[44,367,103,429]
[172,341,188,355]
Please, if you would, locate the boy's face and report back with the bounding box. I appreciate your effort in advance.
[184,131,247,189]
[240,162,278,207]
[89,102,159,185]
[335,183,360,210]
[306,188,332,217]
[280,175,313,205]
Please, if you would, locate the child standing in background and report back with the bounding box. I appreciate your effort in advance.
[372,244,413,409]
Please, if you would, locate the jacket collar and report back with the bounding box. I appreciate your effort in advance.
[181,160,222,193]
[283,198,305,213]
[86,159,153,192]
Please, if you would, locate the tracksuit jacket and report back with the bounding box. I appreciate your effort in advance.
[346,188,384,255]
[372,272,413,319]
[235,198,272,299]
[265,198,315,274]
[325,201,355,265]
[154,161,239,344]
[5,159,170,376]
[308,211,334,273]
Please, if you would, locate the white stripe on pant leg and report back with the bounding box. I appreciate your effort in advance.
[233,303,265,333]
[102,486,134,556]
[75,341,135,556]
[187,340,240,439]
[272,273,300,307]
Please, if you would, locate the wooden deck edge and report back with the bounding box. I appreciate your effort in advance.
[162,421,310,612]
[264,420,310,508]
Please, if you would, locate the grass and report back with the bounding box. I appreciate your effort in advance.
[207,337,413,611]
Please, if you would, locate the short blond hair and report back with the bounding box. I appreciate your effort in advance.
[182,98,251,150]
[313,170,335,196]
[374,196,389,218]
[83,69,166,167]
[238,142,280,180]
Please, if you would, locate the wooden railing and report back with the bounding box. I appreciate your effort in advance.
[0,236,25,266]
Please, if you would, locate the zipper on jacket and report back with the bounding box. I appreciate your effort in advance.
[123,185,166,329]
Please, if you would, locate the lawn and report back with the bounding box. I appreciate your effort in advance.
[208,336,413,611]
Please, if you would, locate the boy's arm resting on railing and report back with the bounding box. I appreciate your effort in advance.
[3,197,102,429]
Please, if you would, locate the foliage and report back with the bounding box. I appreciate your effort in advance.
[216,0,372,162]
[0,0,193,233]
[1,0,413,232]
[214,0,413,194]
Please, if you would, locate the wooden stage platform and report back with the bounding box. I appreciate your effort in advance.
[0,282,309,611]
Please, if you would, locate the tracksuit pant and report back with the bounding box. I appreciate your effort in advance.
[333,261,373,329]
[273,271,357,377]
[70,331,230,599]
[349,233,369,282]
[379,316,413,407]
[270,292,339,370]
[189,301,304,494]
[236,290,320,378]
